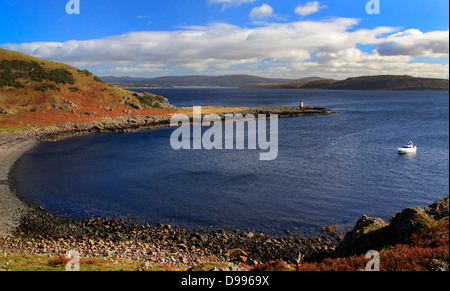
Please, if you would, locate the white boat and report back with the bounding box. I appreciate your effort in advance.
[397,141,418,154]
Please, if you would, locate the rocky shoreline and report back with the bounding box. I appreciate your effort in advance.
[1,194,447,270]
[1,207,338,267]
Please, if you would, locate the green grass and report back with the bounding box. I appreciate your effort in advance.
[0,254,243,271]
[0,60,75,89]
[0,254,149,271]
[0,125,32,133]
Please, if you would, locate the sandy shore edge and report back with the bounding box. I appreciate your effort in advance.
[0,136,36,236]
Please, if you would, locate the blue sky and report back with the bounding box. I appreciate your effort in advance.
[1,0,448,79]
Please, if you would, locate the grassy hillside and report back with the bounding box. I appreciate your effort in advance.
[0,49,174,129]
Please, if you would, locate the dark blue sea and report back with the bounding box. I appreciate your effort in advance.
[12,88,449,236]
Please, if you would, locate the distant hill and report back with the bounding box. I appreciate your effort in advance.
[0,48,173,129]
[102,74,449,91]
[100,75,326,88]
[245,75,449,91]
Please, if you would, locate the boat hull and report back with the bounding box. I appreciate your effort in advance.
[397,147,417,154]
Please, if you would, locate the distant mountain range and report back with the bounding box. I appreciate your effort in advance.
[100,74,449,91]
[100,75,326,88]
[245,75,449,91]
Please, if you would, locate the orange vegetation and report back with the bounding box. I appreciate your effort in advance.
[252,219,449,271]
[0,106,177,128]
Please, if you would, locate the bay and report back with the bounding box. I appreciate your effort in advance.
[12,88,449,236]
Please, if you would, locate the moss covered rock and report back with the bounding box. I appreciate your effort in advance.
[425,196,449,220]
[336,215,388,257]
[336,196,449,258]
[389,207,436,243]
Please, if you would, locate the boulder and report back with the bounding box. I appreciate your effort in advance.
[336,215,388,257]
[388,207,436,242]
[128,102,143,110]
[60,100,78,110]
[0,106,14,115]
[424,196,449,220]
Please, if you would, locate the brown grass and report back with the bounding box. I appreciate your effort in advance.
[48,256,98,268]
[251,259,292,271]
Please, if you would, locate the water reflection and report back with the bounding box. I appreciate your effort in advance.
[397,152,418,160]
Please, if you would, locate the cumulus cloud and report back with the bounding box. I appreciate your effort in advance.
[295,1,326,16]
[377,29,449,58]
[250,4,274,19]
[3,19,364,65]
[2,18,448,79]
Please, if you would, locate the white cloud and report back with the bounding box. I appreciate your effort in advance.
[103,63,170,74]
[250,4,274,19]
[2,18,448,79]
[209,0,257,10]
[295,1,326,16]
[377,29,449,58]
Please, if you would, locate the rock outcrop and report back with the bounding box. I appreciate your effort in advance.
[336,197,449,257]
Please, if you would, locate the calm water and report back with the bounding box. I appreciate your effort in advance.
[12,89,449,236]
